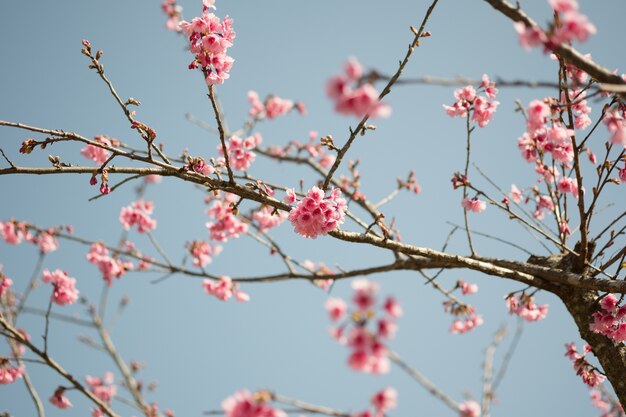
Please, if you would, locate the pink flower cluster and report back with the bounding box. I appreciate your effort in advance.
[187,240,222,267]
[518,100,575,168]
[590,389,624,417]
[119,200,157,233]
[458,400,481,417]
[86,242,134,285]
[247,91,306,120]
[0,266,13,299]
[266,131,336,168]
[218,134,261,171]
[252,206,287,232]
[457,279,478,295]
[222,390,285,417]
[443,300,483,335]
[86,372,117,404]
[42,269,79,306]
[162,0,183,32]
[461,197,487,213]
[0,219,31,244]
[302,259,335,291]
[81,135,119,165]
[603,109,626,147]
[589,294,626,343]
[287,186,347,239]
[0,358,23,385]
[506,294,549,322]
[206,192,248,242]
[326,57,390,118]
[180,3,235,85]
[49,387,73,409]
[444,75,500,128]
[203,276,249,302]
[565,343,605,387]
[325,280,402,374]
[514,0,595,49]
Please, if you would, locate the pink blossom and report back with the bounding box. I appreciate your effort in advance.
[252,206,288,232]
[352,279,380,311]
[162,0,183,32]
[284,188,296,205]
[604,110,626,146]
[49,388,73,409]
[383,297,403,318]
[551,11,596,44]
[187,240,222,267]
[222,390,286,417]
[371,387,398,414]
[0,220,29,244]
[458,400,481,417]
[461,197,486,213]
[119,200,157,233]
[450,314,483,334]
[203,276,249,302]
[180,7,236,85]
[218,135,257,171]
[509,184,523,203]
[144,174,163,184]
[325,297,347,321]
[327,58,390,118]
[206,193,248,242]
[557,177,579,196]
[480,74,499,99]
[288,186,347,239]
[86,243,133,285]
[81,135,118,165]
[564,343,605,387]
[34,230,59,253]
[42,269,79,306]
[0,267,14,299]
[345,56,364,81]
[0,361,23,384]
[459,280,478,295]
[590,293,626,343]
[619,165,626,183]
[265,95,294,119]
[514,22,547,50]
[527,100,550,133]
[377,318,398,339]
[549,0,578,12]
[506,295,548,322]
[85,373,116,404]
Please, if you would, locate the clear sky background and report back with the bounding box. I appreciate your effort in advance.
[1,1,625,416]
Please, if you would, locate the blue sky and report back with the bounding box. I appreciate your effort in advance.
[1,1,625,416]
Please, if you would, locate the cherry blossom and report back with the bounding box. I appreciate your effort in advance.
[589,294,626,343]
[444,76,499,127]
[461,197,487,213]
[119,200,157,233]
[81,135,119,165]
[458,280,478,295]
[458,400,481,417]
[565,343,605,388]
[218,135,260,171]
[42,269,79,306]
[0,359,23,385]
[203,276,249,302]
[0,266,13,299]
[180,4,236,85]
[371,387,398,416]
[85,372,117,404]
[206,193,248,242]
[49,387,73,409]
[86,242,134,285]
[252,206,288,232]
[327,57,390,118]
[287,186,347,239]
[187,240,222,267]
[222,390,286,417]
[506,294,548,322]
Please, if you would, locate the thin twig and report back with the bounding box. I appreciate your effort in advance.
[207,85,234,183]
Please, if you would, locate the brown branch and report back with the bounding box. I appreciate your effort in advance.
[207,85,234,183]
[482,0,626,93]
[0,313,122,417]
